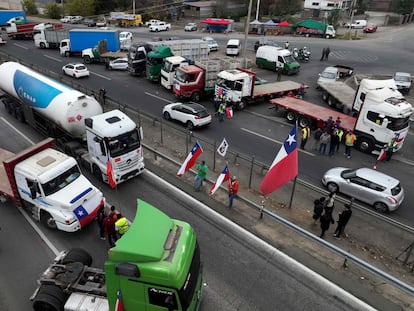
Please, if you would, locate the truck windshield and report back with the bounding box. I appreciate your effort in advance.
[147,56,163,66]
[42,165,81,196]
[162,61,173,73]
[106,129,141,157]
[387,116,411,131]
[284,55,295,63]
[321,72,336,79]
[178,242,201,310]
[175,69,187,83]
[216,78,234,89]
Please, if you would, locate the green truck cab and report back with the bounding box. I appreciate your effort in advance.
[146,45,173,82]
[31,199,203,311]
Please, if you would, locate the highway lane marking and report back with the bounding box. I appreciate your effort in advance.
[1,117,60,256]
[241,127,315,156]
[145,91,170,103]
[91,71,111,80]
[13,43,28,49]
[44,54,63,62]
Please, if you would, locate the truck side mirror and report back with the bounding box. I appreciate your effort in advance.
[382,118,389,128]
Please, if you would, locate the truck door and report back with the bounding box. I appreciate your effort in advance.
[145,286,181,311]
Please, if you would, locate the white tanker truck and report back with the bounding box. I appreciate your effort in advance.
[0,62,145,185]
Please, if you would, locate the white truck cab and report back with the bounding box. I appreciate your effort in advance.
[119,31,132,50]
[161,56,190,90]
[14,148,104,232]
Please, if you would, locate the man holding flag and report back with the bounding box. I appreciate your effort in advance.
[228,176,239,208]
[260,123,298,195]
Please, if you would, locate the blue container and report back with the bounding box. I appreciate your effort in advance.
[0,10,26,26]
[69,29,120,52]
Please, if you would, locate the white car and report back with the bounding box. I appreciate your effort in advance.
[107,58,128,70]
[62,63,90,79]
[184,23,197,31]
[60,16,74,23]
[163,102,211,129]
[202,36,219,52]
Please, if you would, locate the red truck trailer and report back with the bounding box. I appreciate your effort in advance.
[6,22,62,39]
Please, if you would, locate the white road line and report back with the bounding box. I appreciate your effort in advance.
[241,127,315,156]
[44,54,63,62]
[1,117,60,256]
[144,92,170,103]
[14,43,28,49]
[1,117,35,145]
[91,72,111,80]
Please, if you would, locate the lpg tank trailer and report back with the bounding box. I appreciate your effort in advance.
[0,62,144,185]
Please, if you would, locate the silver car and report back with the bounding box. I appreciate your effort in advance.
[107,58,128,70]
[322,167,404,213]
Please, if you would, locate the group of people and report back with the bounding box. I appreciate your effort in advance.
[313,192,353,239]
[320,47,331,61]
[96,204,130,247]
[300,116,358,159]
[194,160,240,208]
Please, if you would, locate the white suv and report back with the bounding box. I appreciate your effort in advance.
[202,36,219,52]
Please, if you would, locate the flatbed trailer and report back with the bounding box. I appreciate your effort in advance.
[318,81,356,113]
[252,80,303,98]
[270,96,356,130]
[6,22,38,39]
[0,148,15,199]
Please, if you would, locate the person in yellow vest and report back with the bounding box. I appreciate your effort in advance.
[385,137,398,161]
[115,214,130,238]
[336,128,344,153]
[300,125,311,150]
[344,130,357,159]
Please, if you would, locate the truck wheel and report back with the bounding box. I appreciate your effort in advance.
[299,117,310,128]
[33,285,66,311]
[41,212,57,230]
[65,51,69,57]
[191,92,201,102]
[62,248,92,266]
[305,34,310,37]
[327,96,336,108]
[83,56,91,64]
[322,92,329,102]
[356,137,374,153]
[16,108,25,123]
[40,42,46,49]
[286,111,296,123]
[326,34,331,39]
[93,164,103,182]
[237,99,247,110]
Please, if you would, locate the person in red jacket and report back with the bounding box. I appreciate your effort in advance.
[228,176,240,208]
[103,215,117,247]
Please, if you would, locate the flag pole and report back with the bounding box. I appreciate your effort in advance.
[288,176,297,209]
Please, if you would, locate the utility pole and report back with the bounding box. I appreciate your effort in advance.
[133,0,136,15]
[255,0,260,21]
[242,0,253,68]
[348,0,356,40]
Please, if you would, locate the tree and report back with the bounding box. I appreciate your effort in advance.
[64,0,94,16]
[22,0,38,15]
[44,3,63,19]
[393,0,414,14]
[269,0,302,17]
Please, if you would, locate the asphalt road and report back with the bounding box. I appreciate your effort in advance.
[0,109,376,310]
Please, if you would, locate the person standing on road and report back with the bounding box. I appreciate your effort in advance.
[194,160,208,191]
[385,137,398,161]
[334,203,353,239]
[312,197,325,224]
[328,130,340,157]
[103,214,117,247]
[115,213,130,238]
[228,176,240,208]
[325,46,331,60]
[96,203,106,240]
[344,130,357,159]
[336,128,344,152]
[312,128,322,151]
[320,47,327,61]
[318,130,331,155]
[320,210,334,238]
[324,192,336,214]
[300,125,311,150]
[218,102,226,122]
[285,41,289,49]
[276,65,282,81]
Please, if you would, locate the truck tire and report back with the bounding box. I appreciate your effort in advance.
[41,212,58,230]
[286,111,296,123]
[83,56,91,64]
[15,108,25,123]
[62,248,92,266]
[40,42,46,49]
[191,91,201,102]
[326,34,331,39]
[322,92,329,102]
[298,116,310,128]
[327,96,336,108]
[33,285,66,311]
[93,164,103,182]
[356,137,374,153]
[237,99,248,110]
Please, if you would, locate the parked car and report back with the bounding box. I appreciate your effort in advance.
[363,24,378,33]
[184,22,197,31]
[62,63,90,79]
[107,57,128,70]
[322,167,404,213]
[202,36,219,52]
[71,16,84,24]
[163,102,212,129]
[60,16,74,23]
[96,17,107,27]
[254,39,279,52]
[393,72,411,95]
[82,18,96,27]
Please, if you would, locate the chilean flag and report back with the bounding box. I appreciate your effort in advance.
[115,289,124,311]
[210,164,230,195]
[177,141,203,177]
[377,148,386,162]
[107,157,116,189]
[260,124,298,195]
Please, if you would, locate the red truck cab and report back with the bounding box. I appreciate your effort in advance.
[173,65,205,102]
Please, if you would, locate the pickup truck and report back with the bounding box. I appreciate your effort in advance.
[145,19,160,27]
[317,65,353,86]
[149,21,171,32]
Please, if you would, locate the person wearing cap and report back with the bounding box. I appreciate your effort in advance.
[228,176,239,208]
